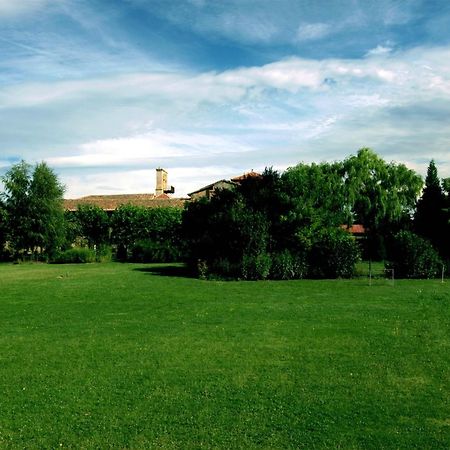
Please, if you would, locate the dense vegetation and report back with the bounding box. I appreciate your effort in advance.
[0,263,449,448]
[182,148,448,279]
[1,149,450,278]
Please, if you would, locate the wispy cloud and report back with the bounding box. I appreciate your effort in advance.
[2,1,450,196]
[296,23,331,42]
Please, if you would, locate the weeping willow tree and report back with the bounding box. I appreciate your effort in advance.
[343,148,423,260]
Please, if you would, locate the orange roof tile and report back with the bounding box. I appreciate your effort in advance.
[231,171,262,182]
[341,224,366,234]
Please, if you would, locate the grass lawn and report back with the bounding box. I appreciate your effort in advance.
[0,262,449,449]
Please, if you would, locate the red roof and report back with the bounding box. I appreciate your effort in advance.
[341,224,366,234]
[231,171,262,182]
[64,194,188,211]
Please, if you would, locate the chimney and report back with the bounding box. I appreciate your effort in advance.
[155,168,168,196]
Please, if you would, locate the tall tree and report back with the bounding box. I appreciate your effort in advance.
[1,161,33,257]
[414,160,448,256]
[29,162,65,257]
[1,160,66,259]
[344,148,423,259]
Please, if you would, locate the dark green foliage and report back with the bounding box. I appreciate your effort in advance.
[183,164,363,280]
[130,239,181,263]
[308,228,360,278]
[74,204,110,249]
[270,249,308,280]
[414,160,449,258]
[183,184,272,278]
[241,252,271,280]
[387,230,442,278]
[0,201,8,260]
[52,247,96,264]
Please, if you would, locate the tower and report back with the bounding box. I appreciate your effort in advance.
[155,168,168,196]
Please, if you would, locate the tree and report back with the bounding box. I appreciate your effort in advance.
[1,160,66,259]
[281,161,349,252]
[414,161,448,257]
[110,205,184,261]
[343,148,423,259]
[74,205,110,249]
[29,162,65,258]
[110,204,144,259]
[2,161,34,257]
[0,200,8,259]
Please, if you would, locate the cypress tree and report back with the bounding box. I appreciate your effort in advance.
[414,160,447,256]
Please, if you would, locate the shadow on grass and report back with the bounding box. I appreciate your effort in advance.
[133,264,195,278]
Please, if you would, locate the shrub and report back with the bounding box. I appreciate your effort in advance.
[241,252,271,280]
[270,249,308,280]
[52,247,96,264]
[308,228,360,278]
[95,245,112,263]
[130,239,181,263]
[386,230,442,278]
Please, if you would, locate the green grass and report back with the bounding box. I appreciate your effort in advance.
[0,263,449,449]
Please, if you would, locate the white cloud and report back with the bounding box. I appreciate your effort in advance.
[366,45,393,57]
[296,23,331,42]
[3,45,450,194]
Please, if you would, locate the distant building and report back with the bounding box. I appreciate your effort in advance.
[64,168,186,213]
[64,169,263,211]
[188,171,262,200]
[187,180,236,200]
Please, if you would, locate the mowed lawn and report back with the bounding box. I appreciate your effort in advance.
[0,263,449,449]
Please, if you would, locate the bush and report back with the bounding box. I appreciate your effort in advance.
[386,231,442,278]
[270,249,308,280]
[52,247,96,264]
[130,239,181,263]
[308,228,360,278]
[241,252,271,280]
[95,245,112,263]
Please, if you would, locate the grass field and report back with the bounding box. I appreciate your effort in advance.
[0,262,449,449]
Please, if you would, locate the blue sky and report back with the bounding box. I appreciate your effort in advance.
[1,0,450,197]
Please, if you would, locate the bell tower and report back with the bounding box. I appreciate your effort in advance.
[155,168,168,196]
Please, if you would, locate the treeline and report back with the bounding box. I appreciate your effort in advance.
[182,149,450,279]
[0,161,183,263]
[1,149,450,278]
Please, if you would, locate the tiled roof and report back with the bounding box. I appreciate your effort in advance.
[341,224,366,234]
[231,171,262,182]
[64,193,188,211]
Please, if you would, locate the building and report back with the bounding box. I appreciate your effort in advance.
[64,169,186,213]
[187,171,262,200]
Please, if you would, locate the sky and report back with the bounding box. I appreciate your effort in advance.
[1,0,450,198]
